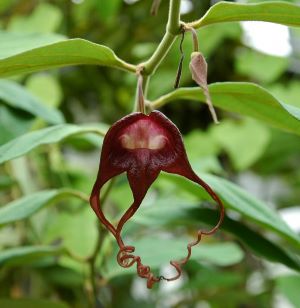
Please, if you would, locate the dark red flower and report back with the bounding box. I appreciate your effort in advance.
[90,110,224,288]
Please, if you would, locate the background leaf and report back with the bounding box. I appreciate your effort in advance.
[0,124,105,164]
[235,49,288,84]
[276,274,300,307]
[25,74,63,108]
[210,119,270,170]
[191,1,300,28]
[43,207,97,258]
[0,79,64,124]
[8,3,63,33]
[0,31,64,59]
[0,189,87,226]
[0,246,63,267]
[0,105,34,144]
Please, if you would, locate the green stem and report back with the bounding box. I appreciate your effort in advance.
[120,60,137,74]
[150,87,205,109]
[167,0,182,35]
[143,33,177,76]
[142,0,182,76]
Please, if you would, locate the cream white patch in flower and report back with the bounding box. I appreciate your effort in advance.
[120,119,167,150]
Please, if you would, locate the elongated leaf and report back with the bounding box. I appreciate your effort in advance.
[0,189,88,226]
[161,173,300,249]
[133,201,300,271]
[152,82,300,135]
[0,32,136,77]
[8,3,63,34]
[0,187,35,223]
[190,1,300,29]
[0,245,63,267]
[0,31,64,59]
[0,124,105,164]
[0,80,64,124]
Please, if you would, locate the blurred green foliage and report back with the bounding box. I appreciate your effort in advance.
[0,0,300,308]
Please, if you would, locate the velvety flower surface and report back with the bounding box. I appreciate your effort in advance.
[90,110,224,288]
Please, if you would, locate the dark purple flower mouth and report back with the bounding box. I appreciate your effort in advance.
[90,110,224,288]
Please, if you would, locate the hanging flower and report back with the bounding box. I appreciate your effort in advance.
[90,109,224,288]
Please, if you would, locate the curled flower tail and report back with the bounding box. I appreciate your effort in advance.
[161,172,224,282]
[89,110,225,289]
[117,245,162,289]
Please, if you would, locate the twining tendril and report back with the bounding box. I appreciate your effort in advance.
[174,28,185,89]
[117,245,162,289]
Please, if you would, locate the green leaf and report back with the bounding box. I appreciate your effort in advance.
[268,81,300,108]
[0,31,65,59]
[8,3,63,33]
[0,189,88,226]
[0,299,68,308]
[276,275,300,307]
[0,124,105,164]
[0,79,64,124]
[26,74,63,108]
[105,241,244,279]
[152,82,300,136]
[0,32,136,77]
[44,207,97,258]
[184,130,222,172]
[0,245,63,267]
[41,265,84,288]
[210,119,270,170]
[185,266,243,291]
[0,105,34,144]
[191,1,300,29]
[161,173,300,249]
[235,49,288,84]
[256,130,300,174]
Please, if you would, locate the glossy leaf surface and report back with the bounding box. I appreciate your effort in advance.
[152,82,300,135]
[191,1,300,29]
